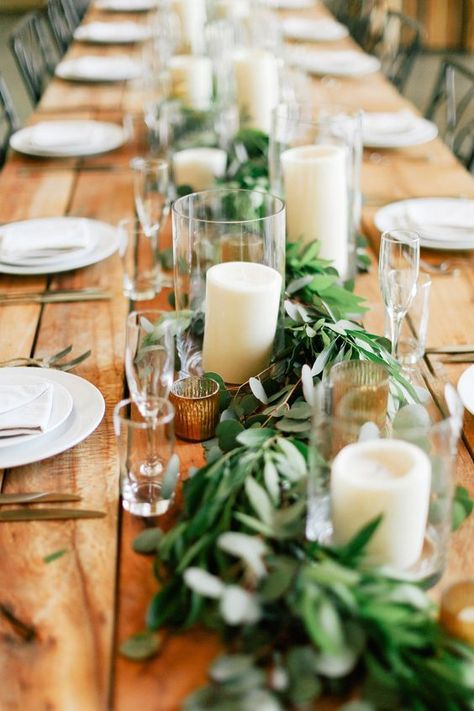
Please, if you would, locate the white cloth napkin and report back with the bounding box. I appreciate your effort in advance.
[28,122,96,150]
[0,381,53,437]
[63,56,142,80]
[290,49,380,76]
[400,202,474,241]
[282,17,347,41]
[76,21,150,42]
[267,0,316,8]
[97,0,156,9]
[362,111,418,136]
[0,220,92,265]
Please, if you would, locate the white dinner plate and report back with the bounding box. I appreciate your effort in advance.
[0,368,105,469]
[0,218,119,275]
[10,120,126,158]
[289,48,381,77]
[96,0,157,10]
[282,17,348,42]
[74,21,151,43]
[56,56,142,82]
[374,198,474,251]
[266,0,317,8]
[458,365,474,416]
[0,373,73,449]
[362,113,438,148]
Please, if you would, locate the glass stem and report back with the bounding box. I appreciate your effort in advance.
[390,312,404,358]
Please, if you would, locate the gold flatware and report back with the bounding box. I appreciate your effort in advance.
[0,344,91,371]
[0,492,81,505]
[426,345,474,354]
[441,354,474,363]
[0,508,105,522]
[0,289,112,305]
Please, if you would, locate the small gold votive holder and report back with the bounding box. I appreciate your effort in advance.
[169,377,220,442]
[329,360,390,429]
[440,581,474,645]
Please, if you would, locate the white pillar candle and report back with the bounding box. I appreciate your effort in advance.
[215,0,250,20]
[172,0,206,54]
[331,439,431,570]
[233,49,279,135]
[281,145,349,277]
[202,261,282,384]
[173,148,227,191]
[169,55,213,110]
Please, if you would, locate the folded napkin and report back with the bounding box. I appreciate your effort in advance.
[362,111,418,136]
[267,0,316,7]
[0,381,53,437]
[282,17,347,41]
[399,201,474,241]
[0,220,92,265]
[65,56,142,80]
[290,49,379,76]
[97,0,156,9]
[28,122,96,150]
[76,21,150,42]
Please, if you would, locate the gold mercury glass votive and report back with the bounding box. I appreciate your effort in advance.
[169,377,220,442]
[440,581,474,645]
[329,360,390,429]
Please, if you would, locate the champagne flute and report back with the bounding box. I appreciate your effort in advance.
[379,229,420,359]
[125,310,175,420]
[131,157,171,288]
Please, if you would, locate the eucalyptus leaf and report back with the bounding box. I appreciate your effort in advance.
[219,585,261,625]
[248,377,268,404]
[184,568,225,599]
[119,630,162,660]
[132,528,163,554]
[161,453,180,500]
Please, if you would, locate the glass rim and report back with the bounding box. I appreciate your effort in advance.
[171,188,285,225]
[127,308,171,324]
[113,398,175,429]
[272,101,363,128]
[130,156,169,172]
[381,229,420,245]
[170,376,220,400]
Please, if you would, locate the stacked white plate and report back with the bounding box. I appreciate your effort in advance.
[265,0,317,8]
[0,217,119,275]
[96,0,157,10]
[288,48,381,77]
[362,110,438,148]
[282,17,348,42]
[56,56,142,82]
[458,366,474,415]
[374,198,474,251]
[0,369,104,469]
[10,120,125,158]
[74,21,151,43]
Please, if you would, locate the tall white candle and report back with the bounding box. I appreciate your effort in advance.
[215,0,250,20]
[172,0,206,54]
[331,439,431,570]
[173,148,227,191]
[202,261,282,384]
[169,55,213,110]
[281,145,349,277]
[233,49,279,135]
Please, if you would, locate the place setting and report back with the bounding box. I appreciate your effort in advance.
[0,364,105,470]
[55,55,143,83]
[0,216,119,275]
[10,119,126,158]
[281,16,349,42]
[287,47,381,77]
[361,109,438,148]
[73,20,152,44]
[95,0,158,12]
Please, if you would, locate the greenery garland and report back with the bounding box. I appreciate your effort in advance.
[122,126,474,710]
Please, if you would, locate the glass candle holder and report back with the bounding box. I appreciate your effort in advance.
[440,581,474,645]
[328,360,390,429]
[169,376,220,441]
[269,103,362,281]
[307,387,462,589]
[172,188,285,383]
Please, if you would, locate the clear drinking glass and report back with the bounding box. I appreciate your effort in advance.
[172,188,286,379]
[118,218,159,301]
[114,398,176,517]
[379,229,420,359]
[131,157,170,240]
[125,309,175,418]
[269,103,362,281]
[389,272,432,367]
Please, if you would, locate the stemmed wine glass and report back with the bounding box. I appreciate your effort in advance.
[125,310,175,476]
[379,229,420,359]
[131,157,171,288]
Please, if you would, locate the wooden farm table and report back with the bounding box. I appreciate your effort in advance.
[0,3,473,710]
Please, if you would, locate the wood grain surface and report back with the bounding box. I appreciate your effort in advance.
[0,2,472,710]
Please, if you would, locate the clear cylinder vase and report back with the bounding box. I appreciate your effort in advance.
[269,103,362,281]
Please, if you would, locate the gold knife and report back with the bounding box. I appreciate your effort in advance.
[0,492,81,505]
[0,509,105,521]
[426,344,474,354]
